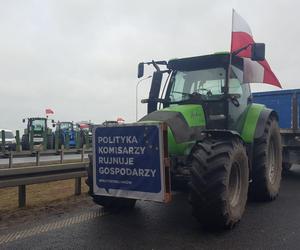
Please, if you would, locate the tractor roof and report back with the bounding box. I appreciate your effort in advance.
[167,53,242,71]
[29,117,47,120]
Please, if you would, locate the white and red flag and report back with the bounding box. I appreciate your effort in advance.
[45,108,54,115]
[117,117,125,124]
[230,10,281,88]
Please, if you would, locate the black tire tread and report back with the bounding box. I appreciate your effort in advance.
[250,116,282,201]
[189,137,249,229]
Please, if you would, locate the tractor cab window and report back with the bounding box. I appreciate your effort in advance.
[31,119,46,131]
[5,131,14,139]
[167,68,226,103]
[60,123,73,130]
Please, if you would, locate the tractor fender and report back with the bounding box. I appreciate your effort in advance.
[188,129,244,160]
[254,108,279,140]
[140,110,204,144]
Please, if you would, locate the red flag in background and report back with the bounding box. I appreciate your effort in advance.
[117,117,125,124]
[45,108,54,115]
[230,10,281,88]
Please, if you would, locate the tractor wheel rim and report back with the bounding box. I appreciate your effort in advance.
[268,138,276,185]
[228,162,241,207]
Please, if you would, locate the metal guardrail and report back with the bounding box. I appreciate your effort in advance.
[0,162,89,207]
[0,145,92,168]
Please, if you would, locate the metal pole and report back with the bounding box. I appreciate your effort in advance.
[135,75,152,121]
[15,130,21,152]
[81,144,85,162]
[75,130,80,149]
[29,126,34,151]
[9,151,13,168]
[84,131,89,149]
[60,144,64,163]
[75,178,81,195]
[43,129,47,150]
[65,130,70,150]
[18,185,26,208]
[1,130,5,153]
[55,130,59,151]
[36,150,40,166]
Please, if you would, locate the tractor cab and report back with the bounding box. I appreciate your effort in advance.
[165,54,251,131]
[57,121,73,131]
[138,42,265,134]
[22,117,54,150]
[26,117,47,132]
[139,53,253,134]
[55,121,76,148]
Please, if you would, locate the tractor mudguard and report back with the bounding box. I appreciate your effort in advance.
[240,103,278,143]
[140,110,204,144]
[254,108,278,140]
[241,104,264,143]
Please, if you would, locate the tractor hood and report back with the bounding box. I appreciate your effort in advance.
[140,104,206,155]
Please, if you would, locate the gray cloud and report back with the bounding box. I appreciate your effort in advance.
[0,0,299,131]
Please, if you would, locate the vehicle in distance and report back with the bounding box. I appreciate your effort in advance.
[0,129,16,151]
[253,89,300,171]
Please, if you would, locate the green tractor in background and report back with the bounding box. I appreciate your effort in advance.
[21,117,55,151]
[88,44,282,229]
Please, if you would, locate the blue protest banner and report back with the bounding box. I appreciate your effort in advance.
[92,123,166,202]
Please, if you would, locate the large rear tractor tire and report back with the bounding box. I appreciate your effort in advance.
[189,137,249,229]
[87,154,136,212]
[250,116,282,201]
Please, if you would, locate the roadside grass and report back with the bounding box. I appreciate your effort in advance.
[0,178,92,230]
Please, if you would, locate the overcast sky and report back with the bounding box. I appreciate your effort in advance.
[0,0,299,131]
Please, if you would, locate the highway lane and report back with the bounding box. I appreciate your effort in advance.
[2,166,300,249]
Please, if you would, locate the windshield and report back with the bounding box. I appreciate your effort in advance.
[60,122,73,130]
[5,131,14,139]
[31,119,46,131]
[167,68,226,103]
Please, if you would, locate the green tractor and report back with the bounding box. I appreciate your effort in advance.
[88,45,282,229]
[21,117,55,151]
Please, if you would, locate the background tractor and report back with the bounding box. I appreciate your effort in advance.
[21,117,55,151]
[87,44,282,229]
[54,121,76,149]
[75,121,93,147]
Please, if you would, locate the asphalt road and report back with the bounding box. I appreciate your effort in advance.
[2,166,300,249]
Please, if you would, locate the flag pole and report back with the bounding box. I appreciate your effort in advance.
[225,9,234,129]
[227,9,234,89]
[228,9,234,75]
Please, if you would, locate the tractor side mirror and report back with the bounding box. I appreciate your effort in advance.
[22,119,25,123]
[138,63,144,78]
[251,43,265,61]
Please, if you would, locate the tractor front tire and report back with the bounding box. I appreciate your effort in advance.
[92,195,136,213]
[189,137,249,229]
[250,116,282,201]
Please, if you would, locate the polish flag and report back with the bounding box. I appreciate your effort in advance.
[117,117,125,124]
[45,108,54,115]
[231,10,281,88]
